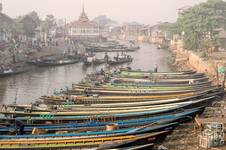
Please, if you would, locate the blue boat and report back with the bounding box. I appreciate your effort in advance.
[0,122,178,140]
[0,107,202,133]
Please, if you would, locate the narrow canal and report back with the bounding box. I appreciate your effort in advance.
[0,43,172,104]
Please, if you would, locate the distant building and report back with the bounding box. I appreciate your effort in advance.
[67,4,100,42]
[0,3,14,42]
[121,22,143,41]
[149,22,172,48]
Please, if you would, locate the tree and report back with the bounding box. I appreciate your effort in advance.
[41,14,56,34]
[174,0,226,51]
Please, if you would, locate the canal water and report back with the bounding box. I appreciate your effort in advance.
[0,43,171,104]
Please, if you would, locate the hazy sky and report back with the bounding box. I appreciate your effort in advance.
[1,0,205,25]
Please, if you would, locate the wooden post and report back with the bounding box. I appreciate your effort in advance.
[216,67,219,86]
[223,71,226,89]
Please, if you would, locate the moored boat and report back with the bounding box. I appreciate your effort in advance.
[0,66,31,77]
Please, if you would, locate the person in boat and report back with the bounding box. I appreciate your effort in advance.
[29,103,33,113]
[116,52,119,61]
[1,104,7,111]
[10,119,24,135]
[0,65,4,73]
[104,52,109,63]
[100,68,105,75]
[189,79,195,85]
[154,64,158,73]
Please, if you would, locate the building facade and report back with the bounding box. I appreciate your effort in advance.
[67,5,100,42]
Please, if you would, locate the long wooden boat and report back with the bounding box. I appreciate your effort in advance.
[105,143,154,150]
[41,86,223,104]
[0,66,31,77]
[107,57,133,65]
[111,76,209,85]
[117,69,196,75]
[16,90,224,113]
[0,131,163,149]
[93,58,105,65]
[0,117,179,136]
[72,83,212,93]
[7,92,214,112]
[106,80,212,87]
[0,107,202,133]
[72,81,212,89]
[0,100,197,117]
[115,71,206,79]
[0,96,215,121]
[34,58,79,67]
[69,85,215,96]
[0,122,177,140]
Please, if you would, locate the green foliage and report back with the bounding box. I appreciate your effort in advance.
[174,0,226,50]
[41,14,56,33]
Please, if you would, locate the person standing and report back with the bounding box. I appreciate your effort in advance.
[154,64,158,73]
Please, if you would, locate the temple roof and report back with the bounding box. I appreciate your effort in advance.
[78,4,89,22]
[68,4,99,28]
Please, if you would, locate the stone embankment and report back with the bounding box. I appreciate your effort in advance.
[172,48,226,86]
[153,48,226,150]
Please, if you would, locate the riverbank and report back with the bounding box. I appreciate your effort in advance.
[0,38,80,68]
[171,48,226,86]
[152,47,226,150]
[0,43,170,104]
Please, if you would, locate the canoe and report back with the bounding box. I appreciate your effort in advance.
[105,143,154,150]
[1,96,215,120]
[93,59,105,65]
[7,96,216,117]
[41,87,222,104]
[0,100,196,117]
[111,76,209,85]
[73,82,211,91]
[8,91,214,112]
[0,132,164,149]
[35,58,79,67]
[14,91,223,113]
[72,82,212,95]
[107,57,133,65]
[0,116,181,135]
[0,107,202,133]
[106,80,212,87]
[72,81,211,89]
[0,66,31,78]
[116,71,206,79]
[117,69,196,75]
[0,122,177,140]
[72,85,212,96]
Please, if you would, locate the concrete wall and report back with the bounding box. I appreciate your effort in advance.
[174,48,226,85]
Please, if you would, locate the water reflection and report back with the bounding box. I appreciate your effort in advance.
[0,43,171,104]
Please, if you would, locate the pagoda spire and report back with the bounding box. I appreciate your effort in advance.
[78,1,89,22]
[82,1,85,14]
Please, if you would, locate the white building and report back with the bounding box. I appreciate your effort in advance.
[67,5,100,41]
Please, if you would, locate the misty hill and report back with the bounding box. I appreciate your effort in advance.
[93,15,117,27]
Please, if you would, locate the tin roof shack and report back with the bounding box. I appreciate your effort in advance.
[149,22,173,49]
[121,22,143,41]
[137,25,150,42]
[109,26,122,39]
